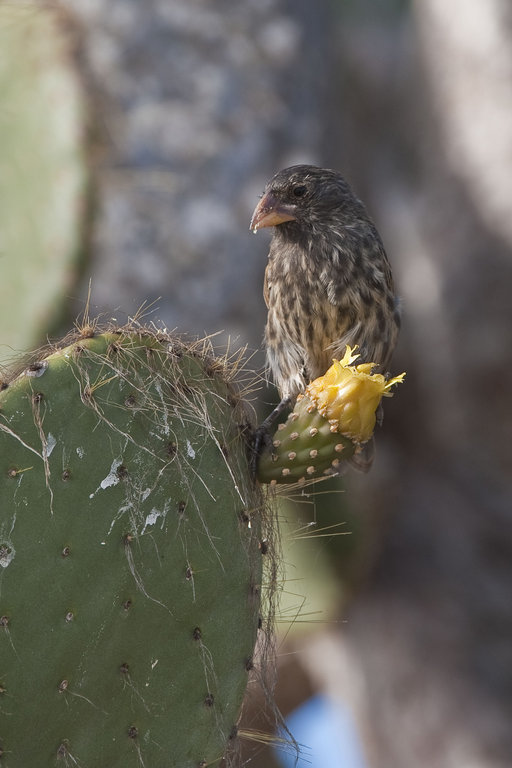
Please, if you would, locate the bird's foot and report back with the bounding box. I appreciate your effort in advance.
[250,424,272,480]
[250,396,291,480]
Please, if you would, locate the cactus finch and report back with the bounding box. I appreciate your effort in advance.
[250,164,401,472]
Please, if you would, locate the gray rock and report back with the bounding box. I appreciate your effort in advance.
[64,0,333,357]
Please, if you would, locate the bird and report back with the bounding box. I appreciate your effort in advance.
[250,164,401,471]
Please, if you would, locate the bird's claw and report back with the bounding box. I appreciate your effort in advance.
[250,424,272,480]
[250,396,292,481]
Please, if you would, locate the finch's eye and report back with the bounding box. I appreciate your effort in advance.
[292,185,307,198]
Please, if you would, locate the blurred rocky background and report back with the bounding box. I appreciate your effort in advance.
[1,0,512,766]
[66,0,335,352]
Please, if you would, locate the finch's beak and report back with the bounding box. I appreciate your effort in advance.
[250,192,297,233]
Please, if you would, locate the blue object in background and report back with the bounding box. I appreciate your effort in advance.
[275,695,368,768]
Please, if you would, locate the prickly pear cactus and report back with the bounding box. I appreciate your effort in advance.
[0,6,88,364]
[257,347,405,484]
[257,399,356,484]
[0,328,263,767]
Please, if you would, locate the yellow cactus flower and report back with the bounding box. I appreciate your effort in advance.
[303,346,405,443]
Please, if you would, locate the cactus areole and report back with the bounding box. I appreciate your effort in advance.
[0,329,263,767]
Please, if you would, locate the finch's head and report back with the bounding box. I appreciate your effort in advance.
[250,165,366,234]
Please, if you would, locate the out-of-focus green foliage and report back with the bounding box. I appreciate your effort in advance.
[0,6,88,364]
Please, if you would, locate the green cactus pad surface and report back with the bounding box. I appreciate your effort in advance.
[0,330,263,767]
[257,395,356,484]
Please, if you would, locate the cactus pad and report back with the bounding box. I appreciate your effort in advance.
[257,348,405,484]
[0,329,263,767]
[257,394,356,484]
[0,6,87,363]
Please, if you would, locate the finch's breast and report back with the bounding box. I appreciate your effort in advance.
[264,233,399,398]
